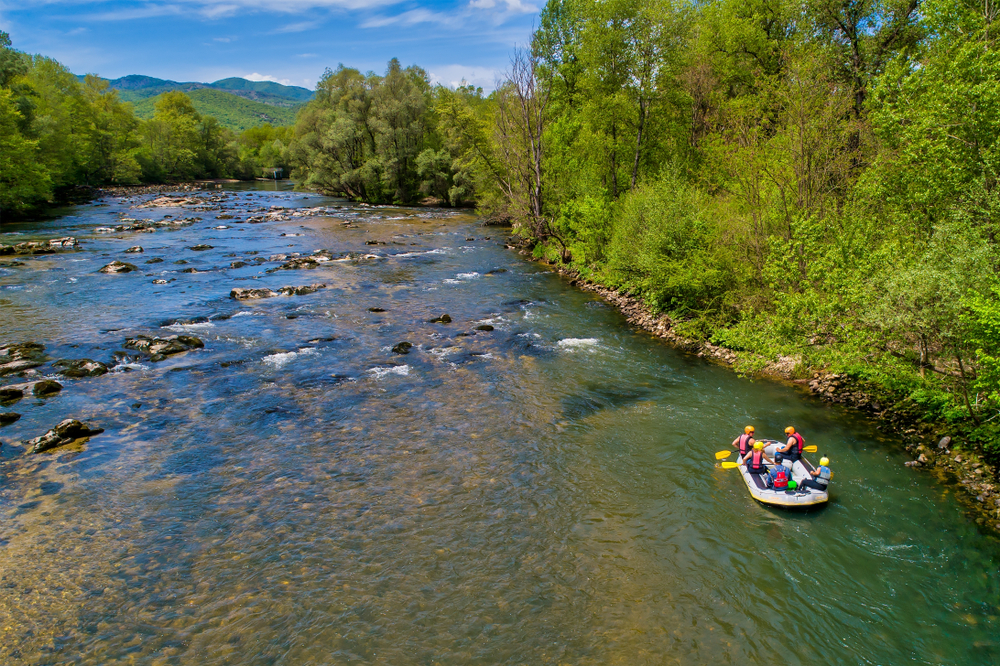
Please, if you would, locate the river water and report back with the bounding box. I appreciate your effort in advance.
[1,183,998,665]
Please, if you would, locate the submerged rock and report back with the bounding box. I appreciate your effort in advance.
[32,380,63,397]
[475,324,495,331]
[99,260,137,274]
[230,261,247,269]
[189,244,214,251]
[392,342,413,354]
[145,257,164,264]
[53,359,109,378]
[123,334,204,361]
[429,314,452,324]
[28,419,104,453]
[0,412,19,426]
[368,307,386,313]
[125,246,144,253]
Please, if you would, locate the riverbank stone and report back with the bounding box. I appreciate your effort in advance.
[32,380,63,397]
[123,335,204,361]
[28,419,105,453]
[99,261,137,274]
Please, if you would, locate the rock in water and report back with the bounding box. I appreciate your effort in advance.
[278,284,326,296]
[231,288,278,300]
[368,307,386,313]
[0,388,24,403]
[0,412,19,426]
[125,246,144,253]
[279,257,321,270]
[145,257,164,264]
[189,244,214,251]
[28,419,105,453]
[53,359,109,378]
[99,261,137,274]
[429,314,452,324]
[123,335,204,361]
[392,342,413,354]
[32,380,63,397]
[0,342,46,376]
[230,261,247,269]
[475,324,494,331]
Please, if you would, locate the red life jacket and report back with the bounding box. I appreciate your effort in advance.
[789,432,804,455]
[772,465,789,489]
[738,434,754,456]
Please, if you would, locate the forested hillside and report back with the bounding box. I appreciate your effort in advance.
[0,32,294,213]
[447,0,1000,460]
[132,89,299,131]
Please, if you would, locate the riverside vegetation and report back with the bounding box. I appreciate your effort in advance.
[4,0,1000,492]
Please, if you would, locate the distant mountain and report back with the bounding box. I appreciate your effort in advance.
[131,88,299,131]
[95,74,314,107]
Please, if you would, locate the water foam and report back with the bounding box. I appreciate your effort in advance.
[367,365,410,379]
[262,347,318,368]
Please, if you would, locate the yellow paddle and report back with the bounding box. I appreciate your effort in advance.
[721,462,741,469]
[804,445,817,453]
[715,450,733,460]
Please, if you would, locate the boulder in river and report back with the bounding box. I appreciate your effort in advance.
[28,419,104,453]
[279,256,321,270]
[0,412,20,426]
[0,237,79,256]
[429,314,452,324]
[189,244,214,251]
[392,342,413,354]
[53,359,109,378]
[125,246,144,253]
[0,388,24,404]
[230,261,247,269]
[123,334,204,361]
[278,284,326,296]
[475,324,494,331]
[231,288,278,300]
[32,380,63,397]
[99,261,137,274]
[368,307,386,313]
[0,342,46,376]
[145,257,164,264]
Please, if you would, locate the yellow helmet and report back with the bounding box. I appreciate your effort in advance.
[785,426,796,435]
[745,425,755,434]
[753,441,763,450]
[820,457,830,466]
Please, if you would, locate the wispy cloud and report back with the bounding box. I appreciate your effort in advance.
[273,20,317,33]
[361,8,459,29]
[469,0,536,11]
[429,64,500,91]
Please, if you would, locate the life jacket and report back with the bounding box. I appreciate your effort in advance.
[749,449,765,469]
[789,432,804,455]
[816,465,831,486]
[738,434,754,456]
[772,465,789,489]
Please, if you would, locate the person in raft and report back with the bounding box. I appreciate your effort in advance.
[732,425,756,458]
[775,425,804,464]
[767,461,792,490]
[798,456,833,492]
[742,441,775,475]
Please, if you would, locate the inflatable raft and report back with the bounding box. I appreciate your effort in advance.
[737,440,829,508]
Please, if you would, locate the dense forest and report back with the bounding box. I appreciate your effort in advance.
[4,0,1000,459]
[0,31,292,212]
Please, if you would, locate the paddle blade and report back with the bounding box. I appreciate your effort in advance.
[804,445,818,453]
[721,462,741,469]
[716,450,733,460]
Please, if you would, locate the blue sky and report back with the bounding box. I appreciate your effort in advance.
[0,0,541,90]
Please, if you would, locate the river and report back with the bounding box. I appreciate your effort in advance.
[1,183,998,665]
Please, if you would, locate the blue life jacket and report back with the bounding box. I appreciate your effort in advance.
[816,465,831,486]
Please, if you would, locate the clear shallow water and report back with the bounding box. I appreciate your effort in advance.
[1,183,999,665]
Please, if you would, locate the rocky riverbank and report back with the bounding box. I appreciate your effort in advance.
[545,263,1000,532]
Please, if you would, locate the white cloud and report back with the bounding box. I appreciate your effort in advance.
[469,0,536,12]
[244,72,295,86]
[429,64,500,92]
[360,8,458,29]
[273,20,317,33]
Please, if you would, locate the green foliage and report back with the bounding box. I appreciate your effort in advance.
[132,89,299,132]
[0,88,51,211]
